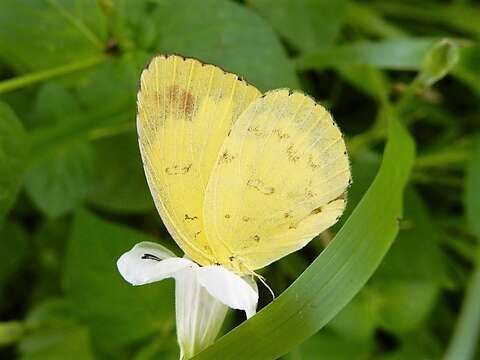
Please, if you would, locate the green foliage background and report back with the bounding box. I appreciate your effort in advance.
[0,0,479,359]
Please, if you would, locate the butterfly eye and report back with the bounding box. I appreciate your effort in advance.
[141,253,162,261]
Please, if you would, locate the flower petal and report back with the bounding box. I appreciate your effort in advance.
[175,267,228,359]
[125,241,177,259]
[196,266,258,318]
[117,242,196,285]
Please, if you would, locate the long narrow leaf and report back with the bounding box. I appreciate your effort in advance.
[194,118,415,360]
[445,136,480,360]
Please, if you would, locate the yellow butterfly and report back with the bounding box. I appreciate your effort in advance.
[137,54,351,275]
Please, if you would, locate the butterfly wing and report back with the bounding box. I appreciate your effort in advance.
[137,55,261,265]
[203,89,351,271]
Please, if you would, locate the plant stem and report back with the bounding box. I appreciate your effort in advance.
[0,54,108,94]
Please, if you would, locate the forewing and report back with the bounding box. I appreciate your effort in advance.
[203,89,350,270]
[137,55,261,265]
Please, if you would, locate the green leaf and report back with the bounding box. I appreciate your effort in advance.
[362,188,449,334]
[0,102,27,226]
[249,0,347,51]
[29,83,81,128]
[295,38,436,71]
[19,299,95,360]
[27,53,145,167]
[332,186,447,337]
[285,331,372,360]
[418,39,460,87]
[194,118,415,359]
[453,45,480,94]
[446,135,480,360]
[465,136,480,238]
[345,2,408,39]
[31,219,71,300]
[0,0,106,72]
[22,54,148,216]
[372,2,480,40]
[107,0,158,51]
[151,0,299,90]
[63,210,175,352]
[380,331,442,360]
[374,280,438,333]
[328,291,377,341]
[24,84,95,217]
[89,133,154,213]
[74,51,148,111]
[295,37,477,93]
[335,65,390,103]
[376,188,448,285]
[25,140,94,218]
[445,262,480,360]
[0,221,28,292]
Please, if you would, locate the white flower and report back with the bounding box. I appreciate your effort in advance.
[117,241,258,359]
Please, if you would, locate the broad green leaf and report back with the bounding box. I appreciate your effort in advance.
[380,331,442,360]
[332,186,447,337]
[248,0,347,51]
[25,141,94,218]
[132,335,179,360]
[27,54,144,167]
[333,185,446,337]
[23,53,146,216]
[19,299,95,360]
[21,327,94,360]
[0,221,28,293]
[285,331,372,360]
[327,290,377,341]
[63,210,175,352]
[89,133,154,213]
[374,280,438,334]
[24,84,94,218]
[151,0,299,90]
[194,118,415,359]
[376,188,448,285]
[29,83,80,128]
[74,51,148,111]
[31,219,71,300]
[364,188,448,334]
[24,55,152,215]
[107,0,158,51]
[0,0,106,72]
[0,102,27,226]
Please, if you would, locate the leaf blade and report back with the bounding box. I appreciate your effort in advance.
[194,118,415,359]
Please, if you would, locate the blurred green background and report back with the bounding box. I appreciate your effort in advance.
[1,0,480,359]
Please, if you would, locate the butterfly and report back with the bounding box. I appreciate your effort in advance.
[136,54,351,275]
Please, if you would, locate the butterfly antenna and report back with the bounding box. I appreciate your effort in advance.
[252,271,275,301]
